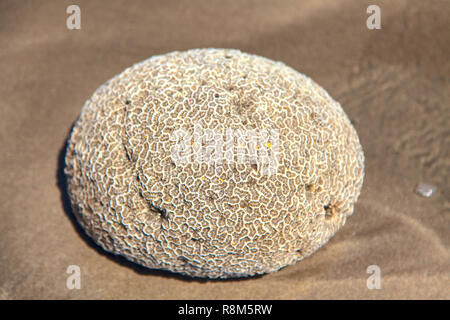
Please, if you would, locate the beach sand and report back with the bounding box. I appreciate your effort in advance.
[0,0,448,299]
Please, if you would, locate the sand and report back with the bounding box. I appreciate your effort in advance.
[0,0,448,299]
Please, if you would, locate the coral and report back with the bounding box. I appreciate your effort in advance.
[65,48,364,278]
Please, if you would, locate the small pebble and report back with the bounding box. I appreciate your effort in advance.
[415,183,436,198]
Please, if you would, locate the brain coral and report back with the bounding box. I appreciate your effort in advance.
[65,48,364,278]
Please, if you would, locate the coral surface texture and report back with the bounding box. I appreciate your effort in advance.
[65,48,364,278]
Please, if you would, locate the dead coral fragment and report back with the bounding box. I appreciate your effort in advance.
[65,48,365,278]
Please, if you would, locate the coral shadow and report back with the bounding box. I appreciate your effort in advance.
[56,123,263,283]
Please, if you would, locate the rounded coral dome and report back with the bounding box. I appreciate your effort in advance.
[65,48,364,278]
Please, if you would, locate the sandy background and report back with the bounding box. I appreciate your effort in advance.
[0,0,448,299]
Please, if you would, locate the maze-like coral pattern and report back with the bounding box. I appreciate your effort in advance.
[65,48,364,278]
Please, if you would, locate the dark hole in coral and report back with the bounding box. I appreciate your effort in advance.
[214,93,219,98]
[178,256,188,263]
[324,203,334,220]
[239,200,248,209]
[125,99,131,105]
[148,203,169,220]
[177,256,199,270]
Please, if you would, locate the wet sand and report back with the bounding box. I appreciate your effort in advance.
[0,0,448,299]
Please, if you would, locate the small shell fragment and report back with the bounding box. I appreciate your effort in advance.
[415,183,436,198]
